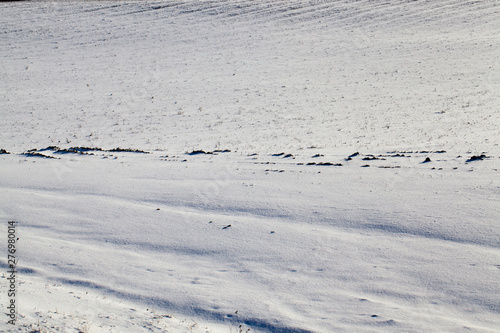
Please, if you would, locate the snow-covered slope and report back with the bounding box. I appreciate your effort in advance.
[2,0,499,155]
[1,1,499,332]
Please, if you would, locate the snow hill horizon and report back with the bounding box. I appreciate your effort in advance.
[1,1,499,332]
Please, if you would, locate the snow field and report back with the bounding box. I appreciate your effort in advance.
[1,0,499,332]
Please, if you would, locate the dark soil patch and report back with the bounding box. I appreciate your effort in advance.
[307,162,342,166]
[187,150,214,155]
[466,154,488,162]
[22,151,57,159]
[346,152,359,161]
[108,147,150,153]
[362,155,384,161]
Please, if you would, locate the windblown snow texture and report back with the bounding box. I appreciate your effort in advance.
[1,1,499,332]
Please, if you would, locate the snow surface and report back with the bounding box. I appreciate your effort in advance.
[1,0,499,332]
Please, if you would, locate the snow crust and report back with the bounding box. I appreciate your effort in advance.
[1,1,499,332]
